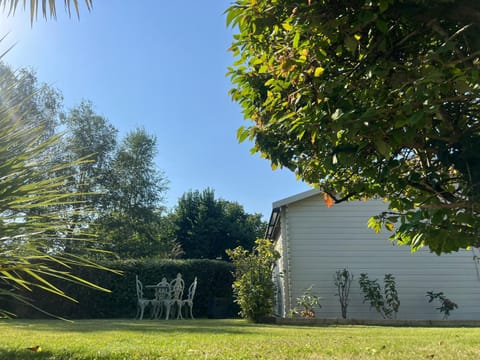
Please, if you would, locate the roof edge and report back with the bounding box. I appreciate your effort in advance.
[272,188,321,210]
[265,188,322,240]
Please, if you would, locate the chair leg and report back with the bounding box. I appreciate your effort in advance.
[158,304,164,319]
[139,304,145,320]
[177,302,183,320]
[189,303,194,319]
[165,304,171,320]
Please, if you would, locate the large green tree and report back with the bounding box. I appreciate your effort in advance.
[61,100,117,212]
[0,64,110,316]
[0,63,63,142]
[227,0,480,254]
[172,188,266,260]
[95,128,171,258]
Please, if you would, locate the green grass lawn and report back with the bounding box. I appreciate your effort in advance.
[0,319,479,359]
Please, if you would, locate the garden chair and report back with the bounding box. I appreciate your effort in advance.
[180,277,197,319]
[167,273,185,319]
[152,277,172,320]
[135,275,154,320]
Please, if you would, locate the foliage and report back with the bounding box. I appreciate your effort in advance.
[384,274,400,318]
[334,268,353,319]
[172,188,266,260]
[227,0,480,254]
[426,291,458,319]
[0,63,63,142]
[227,239,280,321]
[61,100,118,209]
[290,285,321,318]
[4,259,236,319]
[0,68,113,317]
[61,107,173,259]
[0,0,93,22]
[90,128,172,259]
[106,128,168,214]
[358,273,400,319]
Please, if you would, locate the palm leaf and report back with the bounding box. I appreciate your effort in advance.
[0,0,93,22]
[0,56,122,318]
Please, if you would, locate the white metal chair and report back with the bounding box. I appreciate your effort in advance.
[152,277,172,320]
[167,273,185,319]
[180,277,197,319]
[135,275,153,320]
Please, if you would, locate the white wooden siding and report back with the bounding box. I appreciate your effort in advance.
[278,194,480,320]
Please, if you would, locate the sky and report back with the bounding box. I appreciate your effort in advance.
[0,1,311,219]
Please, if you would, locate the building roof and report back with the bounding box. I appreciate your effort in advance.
[271,188,321,209]
[265,189,321,239]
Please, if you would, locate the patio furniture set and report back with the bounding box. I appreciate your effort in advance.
[136,273,197,320]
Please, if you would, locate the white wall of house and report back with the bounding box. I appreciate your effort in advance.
[272,191,480,320]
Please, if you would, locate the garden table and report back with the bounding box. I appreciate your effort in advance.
[146,278,172,320]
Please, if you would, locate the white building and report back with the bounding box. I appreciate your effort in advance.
[267,189,480,320]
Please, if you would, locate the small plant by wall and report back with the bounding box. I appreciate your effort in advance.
[289,286,321,318]
[333,268,353,319]
[426,291,458,319]
[359,273,400,319]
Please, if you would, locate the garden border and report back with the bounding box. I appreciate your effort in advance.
[260,317,480,327]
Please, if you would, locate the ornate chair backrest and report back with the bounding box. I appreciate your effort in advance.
[187,277,197,301]
[136,275,144,300]
[155,277,171,301]
[170,273,185,300]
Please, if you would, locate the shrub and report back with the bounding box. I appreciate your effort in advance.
[290,286,321,318]
[333,268,354,319]
[3,259,236,319]
[227,239,280,322]
[359,273,400,319]
[426,291,458,319]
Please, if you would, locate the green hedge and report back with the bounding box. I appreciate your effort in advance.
[3,259,238,319]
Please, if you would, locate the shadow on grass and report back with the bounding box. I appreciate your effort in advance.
[0,318,269,335]
[0,349,126,360]
[0,349,56,360]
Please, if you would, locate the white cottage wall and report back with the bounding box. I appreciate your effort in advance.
[278,193,480,320]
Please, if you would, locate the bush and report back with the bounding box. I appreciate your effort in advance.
[358,273,400,319]
[333,268,354,319]
[289,286,321,318]
[3,259,236,319]
[426,291,458,319]
[227,239,280,322]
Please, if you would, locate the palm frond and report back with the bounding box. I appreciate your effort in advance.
[0,0,93,22]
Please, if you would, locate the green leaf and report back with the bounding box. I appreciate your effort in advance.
[314,67,325,77]
[375,140,390,157]
[331,109,343,121]
[282,22,293,31]
[293,31,300,49]
[237,126,250,143]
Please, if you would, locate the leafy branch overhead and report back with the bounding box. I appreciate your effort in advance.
[227,0,480,253]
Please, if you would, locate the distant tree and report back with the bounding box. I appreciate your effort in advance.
[61,100,118,213]
[0,63,63,142]
[96,128,171,258]
[0,65,109,316]
[171,188,266,260]
[106,128,167,213]
[227,0,480,253]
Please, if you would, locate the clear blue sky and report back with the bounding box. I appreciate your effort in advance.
[0,1,311,219]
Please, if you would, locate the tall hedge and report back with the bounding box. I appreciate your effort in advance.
[3,259,237,319]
